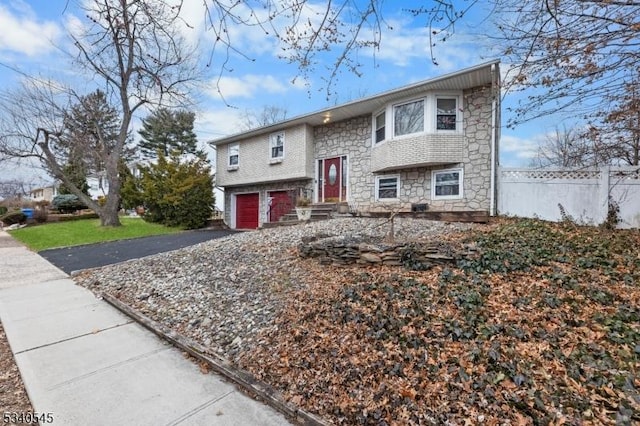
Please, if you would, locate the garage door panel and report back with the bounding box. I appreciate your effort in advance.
[236,193,259,229]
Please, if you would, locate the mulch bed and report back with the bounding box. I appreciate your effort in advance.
[236,219,640,425]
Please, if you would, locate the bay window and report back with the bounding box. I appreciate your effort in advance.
[394,99,424,137]
[436,98,458,130]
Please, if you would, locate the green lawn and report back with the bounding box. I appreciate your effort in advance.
[9,217,182,251]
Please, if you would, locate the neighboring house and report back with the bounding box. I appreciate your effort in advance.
[30,185,58,203]
[87,174,108,200]
[210,60,501,229]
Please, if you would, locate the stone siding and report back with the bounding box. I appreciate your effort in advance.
[224,179,313,227]
[312,85,494,214]
[314,115,373,207]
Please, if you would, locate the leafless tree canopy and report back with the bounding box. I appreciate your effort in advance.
[495,0,640,164]
[239,105,288,131]
[0,0,199,226]
[531,125,615,168]
[202,0,476,98]
[0,179,33,201]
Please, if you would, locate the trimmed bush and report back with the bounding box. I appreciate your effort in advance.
[57,213,99,222]
[33,208,49,224]
[52,194,88,214]
[0,210,26,226]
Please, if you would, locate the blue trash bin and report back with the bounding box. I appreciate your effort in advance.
[21,208,34,219]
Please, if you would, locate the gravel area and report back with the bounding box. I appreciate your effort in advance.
[74,218,478,361]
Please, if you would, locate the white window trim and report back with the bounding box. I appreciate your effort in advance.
[227,143,239,170]
[392,98,426,139]
[372,92,464,143]
[269,131,285,162]
[373,110,386,145]
[434,95,462,133]
[431,168,464,200]
[375,174,400,201]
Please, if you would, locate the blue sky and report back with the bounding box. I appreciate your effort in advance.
[0,0,551,184]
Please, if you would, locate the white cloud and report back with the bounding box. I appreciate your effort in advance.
[367,13,499,73]
[206,74,302,100]
[0,3,62,56]
[196,108,245,140]
[500,133,543,166]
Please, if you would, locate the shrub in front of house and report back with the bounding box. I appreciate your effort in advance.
[33,208,49,224]
[57,213,100,222]
[139,152,214,229]
[0,210,26,226]
[52,194,88,214]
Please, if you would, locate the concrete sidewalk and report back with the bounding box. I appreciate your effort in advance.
[0,230,291,425]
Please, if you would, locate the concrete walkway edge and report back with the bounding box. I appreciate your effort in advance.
[0,230,291,426]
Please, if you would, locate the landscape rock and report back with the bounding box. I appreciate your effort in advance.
[73,218,476,361]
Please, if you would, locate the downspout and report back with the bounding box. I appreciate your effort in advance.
[489,63,499,217]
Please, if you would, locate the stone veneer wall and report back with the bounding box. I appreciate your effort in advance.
[314,115,374,209]
[312,85,495,214]
[224,178,313,227]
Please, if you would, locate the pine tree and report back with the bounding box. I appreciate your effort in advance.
[62,90,120,175]
[138,108,201,159]
[57,90,120,196]
[58,162,90,195]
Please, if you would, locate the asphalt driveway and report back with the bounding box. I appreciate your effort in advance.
[39,229,239,274]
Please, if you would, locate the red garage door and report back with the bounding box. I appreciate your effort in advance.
[268,190,293,223]
[235,193,259,229]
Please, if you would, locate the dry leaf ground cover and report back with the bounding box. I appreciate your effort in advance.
[0,321,34,419]
[237,219,640,425]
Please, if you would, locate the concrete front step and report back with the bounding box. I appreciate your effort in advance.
[280,211,331,222]
[262,203,343,228]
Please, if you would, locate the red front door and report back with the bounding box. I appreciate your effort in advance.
[323,157,341,201]
[235,193,259,229]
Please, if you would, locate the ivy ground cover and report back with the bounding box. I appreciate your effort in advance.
[238,219,640,425]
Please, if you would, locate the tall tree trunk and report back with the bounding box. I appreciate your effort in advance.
[100,156,122,226]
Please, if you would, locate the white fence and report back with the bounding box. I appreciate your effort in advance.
[498,166,640,229]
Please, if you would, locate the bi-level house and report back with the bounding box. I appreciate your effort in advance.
[211,60,501,229]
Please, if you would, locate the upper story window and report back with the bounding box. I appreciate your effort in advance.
[372,93,463,144]
[375,111,386,143]
[394,99,424,137]
[436,98,458,131]
[269,132,284,161]
[228,143,239,168]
